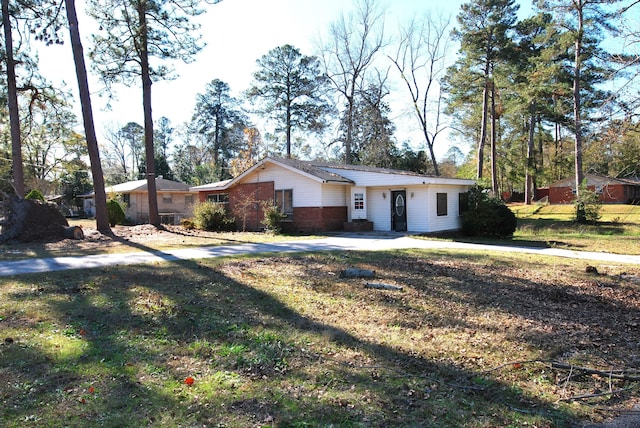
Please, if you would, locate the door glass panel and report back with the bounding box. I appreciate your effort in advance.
[395,194,405,216]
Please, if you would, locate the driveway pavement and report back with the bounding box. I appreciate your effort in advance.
[0,233,638,277]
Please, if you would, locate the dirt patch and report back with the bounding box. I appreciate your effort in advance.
[0,223,252,259]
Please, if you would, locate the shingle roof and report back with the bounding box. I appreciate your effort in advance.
[106,177,192,193]
[269,157,354,183]
[190,179,233,191]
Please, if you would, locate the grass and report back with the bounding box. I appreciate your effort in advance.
[509,203,640,255]
[1,249,639,426]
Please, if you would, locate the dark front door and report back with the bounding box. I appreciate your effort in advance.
[391,190,407,232]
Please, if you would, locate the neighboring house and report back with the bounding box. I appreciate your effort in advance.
[102,177,197,224]
[543,174,640,204]
[191,157,476,233]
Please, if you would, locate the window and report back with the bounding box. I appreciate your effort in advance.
[354,193,364,210]
[458,193,468,216]
[207,193,229,203]
[162,193,173,204]
[122,193,131,206]
[185,194,194,208]
[275,189,293,218]
[437,193,448,216]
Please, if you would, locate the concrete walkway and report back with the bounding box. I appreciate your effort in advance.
[0,233,638,277]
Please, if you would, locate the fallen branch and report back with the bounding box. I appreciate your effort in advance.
[365,283,403,291]
[559,388,632,402]
[480,360,640,382]
[551,362,640,382]
[340,268,375,278]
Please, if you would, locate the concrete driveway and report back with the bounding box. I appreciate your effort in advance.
[0,233,638,277]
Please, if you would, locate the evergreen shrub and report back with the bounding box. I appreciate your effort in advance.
[107,199,126,226]
[261,200,286,234]
[460,186,517,238]
[193,201,236,231]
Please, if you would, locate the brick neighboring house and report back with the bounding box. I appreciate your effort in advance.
[544,174,640,204]
[191,157,475,233]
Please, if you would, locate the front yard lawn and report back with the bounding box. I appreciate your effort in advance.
[1,249,638,426]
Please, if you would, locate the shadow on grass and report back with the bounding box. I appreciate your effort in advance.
[4,248,632,426]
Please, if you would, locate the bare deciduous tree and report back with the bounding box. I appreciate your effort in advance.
[318,0,385,164]
[389,12,452,176]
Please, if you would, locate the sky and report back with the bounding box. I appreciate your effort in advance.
[36,0,472,159]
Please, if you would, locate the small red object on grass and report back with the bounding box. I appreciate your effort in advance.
[184,377,195,386]
[88,386,95,394]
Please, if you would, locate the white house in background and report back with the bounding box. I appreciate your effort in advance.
[191,157,476,233]
[102,177,197,224]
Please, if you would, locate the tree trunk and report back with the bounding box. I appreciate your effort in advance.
[345,94,354,165]
[573,13,584,198]
[424,130,440,176]
[64,225,85,240]
[525,100,536,205]
[65,0,112,235]
[286,102,292,159]
[138,4,160,226]
[478,58,491,180]
[490,79,498,196]
[2,0,25,197]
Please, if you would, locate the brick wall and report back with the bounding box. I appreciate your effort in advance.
[549,184,630,204]
[286,206,347,233]
[230,182,275,231]
[199,182,275,231]
[197,182,347,233]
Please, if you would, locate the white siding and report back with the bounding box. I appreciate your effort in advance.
[365,184,468,233]
[425,185,466,232]
[406,188,429,232]
[321,184,348,207]
[366,188,391,231]
[242,163,344,207]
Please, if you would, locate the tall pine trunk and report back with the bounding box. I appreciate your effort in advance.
[478,56,491,180]
[2,0,25,197]
[490,79,498,196]
[65,0,111,234]
[285,101,292,159]
[525,100,536,205]
[573,27,584,198]
[138,3,159,226]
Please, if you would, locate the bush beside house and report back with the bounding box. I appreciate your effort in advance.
[461,186,517,238]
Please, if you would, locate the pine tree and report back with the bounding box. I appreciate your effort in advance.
[192,79,247,171]
[89,0,217,225]
[247,45,332,159]
[541,0,621,198]
[446,0,519,189]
